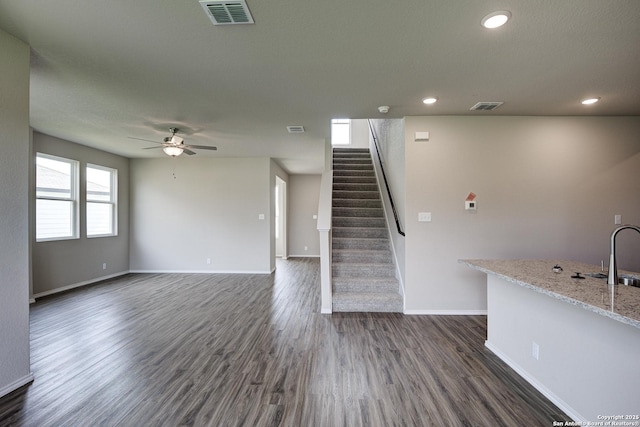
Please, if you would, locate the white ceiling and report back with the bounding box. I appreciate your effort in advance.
[1,0,639,174]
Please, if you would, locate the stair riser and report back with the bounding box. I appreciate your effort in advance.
[332,238,389,250]
[332,199,382,208]
[333,170,375,177]
[333,280,399,294]
[332,208,383,218]
[333,177,377,185]
[333,228,388,239]
[333,184,379,192]
[333,158,372,165]
[332,264,396,278]
[333,251,393,264]
[333,164,373,171]
[332,191,380,200]
[333,217,386,228]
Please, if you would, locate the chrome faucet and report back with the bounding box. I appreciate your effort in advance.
[608,225,640,285]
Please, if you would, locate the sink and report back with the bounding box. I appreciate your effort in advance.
[619,275,640,287]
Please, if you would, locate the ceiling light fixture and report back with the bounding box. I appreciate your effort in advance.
[481,11,511,29]
[422,97,437,105]
[163,146,184,157]
[581,97,600,105]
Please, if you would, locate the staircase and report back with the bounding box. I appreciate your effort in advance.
[331,148,403,312]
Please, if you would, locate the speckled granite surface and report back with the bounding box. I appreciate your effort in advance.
[459,259,640,330]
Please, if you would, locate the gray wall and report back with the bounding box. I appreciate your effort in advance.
[288,174,321,257]
[32,133,130,296]
[130,157,274,273]
[0,29,31,397]
[404,116,640,313]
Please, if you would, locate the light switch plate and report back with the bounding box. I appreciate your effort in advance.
[418,212,432,222]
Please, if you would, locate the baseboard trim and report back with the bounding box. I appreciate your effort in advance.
[129,269,273,274]
[404,309,488,315]
[33,271,130,300]
[321,308,332,314]
[0,373,34,399]
[287,255,320,258]
[484,340,583,422]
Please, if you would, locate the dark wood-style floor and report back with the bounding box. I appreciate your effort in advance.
[0,258,568,426]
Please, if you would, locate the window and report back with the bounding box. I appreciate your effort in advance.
[36,153,79,241]
[331,119,351,145]
[86,164,117,237]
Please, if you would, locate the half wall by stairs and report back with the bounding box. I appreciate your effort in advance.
[331,148,403,312]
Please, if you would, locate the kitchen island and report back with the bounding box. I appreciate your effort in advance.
[460,259,640,424]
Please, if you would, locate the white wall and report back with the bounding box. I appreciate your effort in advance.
[270,160,289,269]
[404,116,640,313]
[288,174,321,256]
[370,119,406,285]
[130,157,273,273]
[349,119,370,148]
[0,29,32,398]
[32,133,130,296]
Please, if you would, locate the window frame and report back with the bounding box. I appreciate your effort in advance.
[331,118,351,146]
[86,163,118,238]
[35,152,80,242]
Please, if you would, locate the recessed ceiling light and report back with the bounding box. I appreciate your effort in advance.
[481,11,511,29]
[422,97,437,105]
[581,97,600,105]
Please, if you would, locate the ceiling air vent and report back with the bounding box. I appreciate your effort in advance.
[287,126,305,133]
[199,1,254,25]
[470,101,504,111]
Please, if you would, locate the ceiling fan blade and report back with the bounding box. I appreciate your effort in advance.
[142,146,162,150]
[182,148,196,155]
[186,144,217,151]
[128,136,163,144]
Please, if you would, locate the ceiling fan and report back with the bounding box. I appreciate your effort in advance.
[130,127,217,157]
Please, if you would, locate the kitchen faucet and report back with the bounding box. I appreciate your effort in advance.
[607,225,640,285]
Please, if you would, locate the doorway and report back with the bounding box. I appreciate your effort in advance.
[275,176,287,259]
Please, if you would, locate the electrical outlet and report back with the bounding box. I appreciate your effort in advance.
[615,214,622,225]
[206,258,211,265]
[102,263,107,270]
[532,341,540,360]
[304,246,308,251]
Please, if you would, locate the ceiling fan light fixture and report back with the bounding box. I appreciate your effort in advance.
[581,97,600,105]
[481,11,511,29]
[163,146,184,157]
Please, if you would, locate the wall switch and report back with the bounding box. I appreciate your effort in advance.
[418,212,432,222]
[102,263,107,270]
[414,131,430,142]
[615,214,622,225]
[532,341,540,360]
[258,214,265,220]
[312,214,318,219]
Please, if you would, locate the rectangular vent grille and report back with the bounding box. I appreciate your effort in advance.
[470,101,504,111]
[287,126,305,133]
[199,1,254,25]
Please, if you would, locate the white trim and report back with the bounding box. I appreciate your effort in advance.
[0,373,34,399]
[129,269,273,274]
[287,254,320,258]
[484,340,583,422]
[403,309,488,315]
[32,271,129,299]
[321,308,332,314]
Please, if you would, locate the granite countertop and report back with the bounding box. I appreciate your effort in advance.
[459,259,640,330]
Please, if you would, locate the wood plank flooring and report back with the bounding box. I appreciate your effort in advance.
[0,258,569,426]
